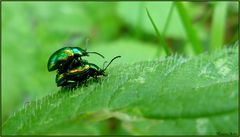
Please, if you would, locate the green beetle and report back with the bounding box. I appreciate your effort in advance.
[55,56,121,87]
[47,47,104,73]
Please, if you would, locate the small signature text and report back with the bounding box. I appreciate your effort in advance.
[216,131,237,135]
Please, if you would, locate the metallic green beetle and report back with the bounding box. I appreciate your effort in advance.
[55,56,121,87]
[47,47,104,73]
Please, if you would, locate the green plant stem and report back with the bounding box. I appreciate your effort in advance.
[163,2,175,36]
[210,2,228,51]
[176,2,203,54]
[146,8,172,56]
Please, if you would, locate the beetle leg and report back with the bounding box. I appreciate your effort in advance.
[68,58,78,71]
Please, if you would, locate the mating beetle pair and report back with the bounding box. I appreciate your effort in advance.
[47,47,120,87]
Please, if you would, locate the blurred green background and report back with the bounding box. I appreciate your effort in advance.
[2,1,238,123]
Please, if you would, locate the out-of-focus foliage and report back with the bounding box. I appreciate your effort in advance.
[2,1,238,135]
[118,2,187,39]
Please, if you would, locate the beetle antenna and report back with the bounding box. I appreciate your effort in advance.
[87,52,105,58]
[102,61,108,69]
[103,56,121,71]
[84,38,89,51]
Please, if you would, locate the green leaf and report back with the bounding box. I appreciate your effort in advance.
[3,47,238,135]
